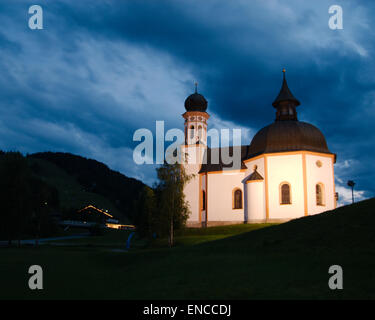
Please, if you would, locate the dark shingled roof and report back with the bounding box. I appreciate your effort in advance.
[272,72,300,107]
[246,170,264,181]
[246,120,332,159]
[199,145,248,173]
[196,72,334,173]
[198,120,333,173]
[197,121,334,173]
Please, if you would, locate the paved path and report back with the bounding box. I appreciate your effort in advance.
[0,233,90,246]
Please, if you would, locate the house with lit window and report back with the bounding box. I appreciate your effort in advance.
[181,70,337,227]
[77,205,115,223]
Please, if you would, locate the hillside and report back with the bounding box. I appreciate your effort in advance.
[128,197,375,299]
[27,157,129,222]
[28,152,146,222]
[1,198,374,299]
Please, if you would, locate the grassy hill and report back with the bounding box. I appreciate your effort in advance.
[28,152,146,222]
[27,157,129,222]
[1,198,374,299]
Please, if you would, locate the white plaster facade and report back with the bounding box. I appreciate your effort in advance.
[184,149,336,226]
[182,75,337,227]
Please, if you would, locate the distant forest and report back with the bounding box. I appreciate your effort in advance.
[0,151,146,242]
[31,152,146,221]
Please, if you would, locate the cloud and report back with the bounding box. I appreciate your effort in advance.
[209,115,255,147]
[335,185,366,207]
[0,0,373,199]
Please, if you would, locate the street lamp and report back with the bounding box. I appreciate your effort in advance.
[347,180,355,204]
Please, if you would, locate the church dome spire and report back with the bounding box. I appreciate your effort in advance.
[272,69,300,121]
[246,69,332,159]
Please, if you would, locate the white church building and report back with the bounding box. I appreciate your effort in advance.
[181,71,337,227]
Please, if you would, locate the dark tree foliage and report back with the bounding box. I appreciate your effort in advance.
[27,176,60,242]
[134,161,192,246]
[134,185,156,239]
[154,162,191,247]
[0,152,31,245]
[60,207,79,220]
[0,152,60,244]
[30,152,146,221]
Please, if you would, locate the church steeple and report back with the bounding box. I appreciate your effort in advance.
[272,69,300,121]
[183,83,210,145]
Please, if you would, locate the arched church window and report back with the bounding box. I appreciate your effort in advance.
[280,183,291,204]
[233,189,242,209]
[316,183,324,206]
[202,190,206,211]
[198,126,202,140]
[190,125,195,139]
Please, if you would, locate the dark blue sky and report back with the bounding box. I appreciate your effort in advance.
[0,0,373,205]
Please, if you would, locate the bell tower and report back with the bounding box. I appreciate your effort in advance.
[183,83,210,146]
[181,83,209,226]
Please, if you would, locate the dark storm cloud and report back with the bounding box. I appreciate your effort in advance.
[0,0,373,200]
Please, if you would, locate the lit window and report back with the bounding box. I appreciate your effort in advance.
[198,125,202,140]
[190,125,195,139]
[233,189,242,209]
[280,183,291,204]
[316,183,324,206]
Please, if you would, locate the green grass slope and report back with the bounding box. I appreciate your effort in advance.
[30,152,146,220]
[28,157,129,223]
[1,198,374,299]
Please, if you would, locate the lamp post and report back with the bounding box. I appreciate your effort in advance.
[347,180,355,204]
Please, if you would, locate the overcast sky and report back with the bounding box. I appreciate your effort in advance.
[0,0,373,205]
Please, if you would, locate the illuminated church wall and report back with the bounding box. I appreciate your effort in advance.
[181,72,337,227]
[181,144,206,224]
[266,154,305,220]
[305,153,335,215]
[244,157,266,222]
[246,180,266,222]
[206,171,245,223]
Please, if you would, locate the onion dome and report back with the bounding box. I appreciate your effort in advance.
[184,83,208,112]
[247,121,331,158]
[246,70,332,159]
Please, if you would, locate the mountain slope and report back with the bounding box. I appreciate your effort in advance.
[29,152,146,221]
[27,157,129,222]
